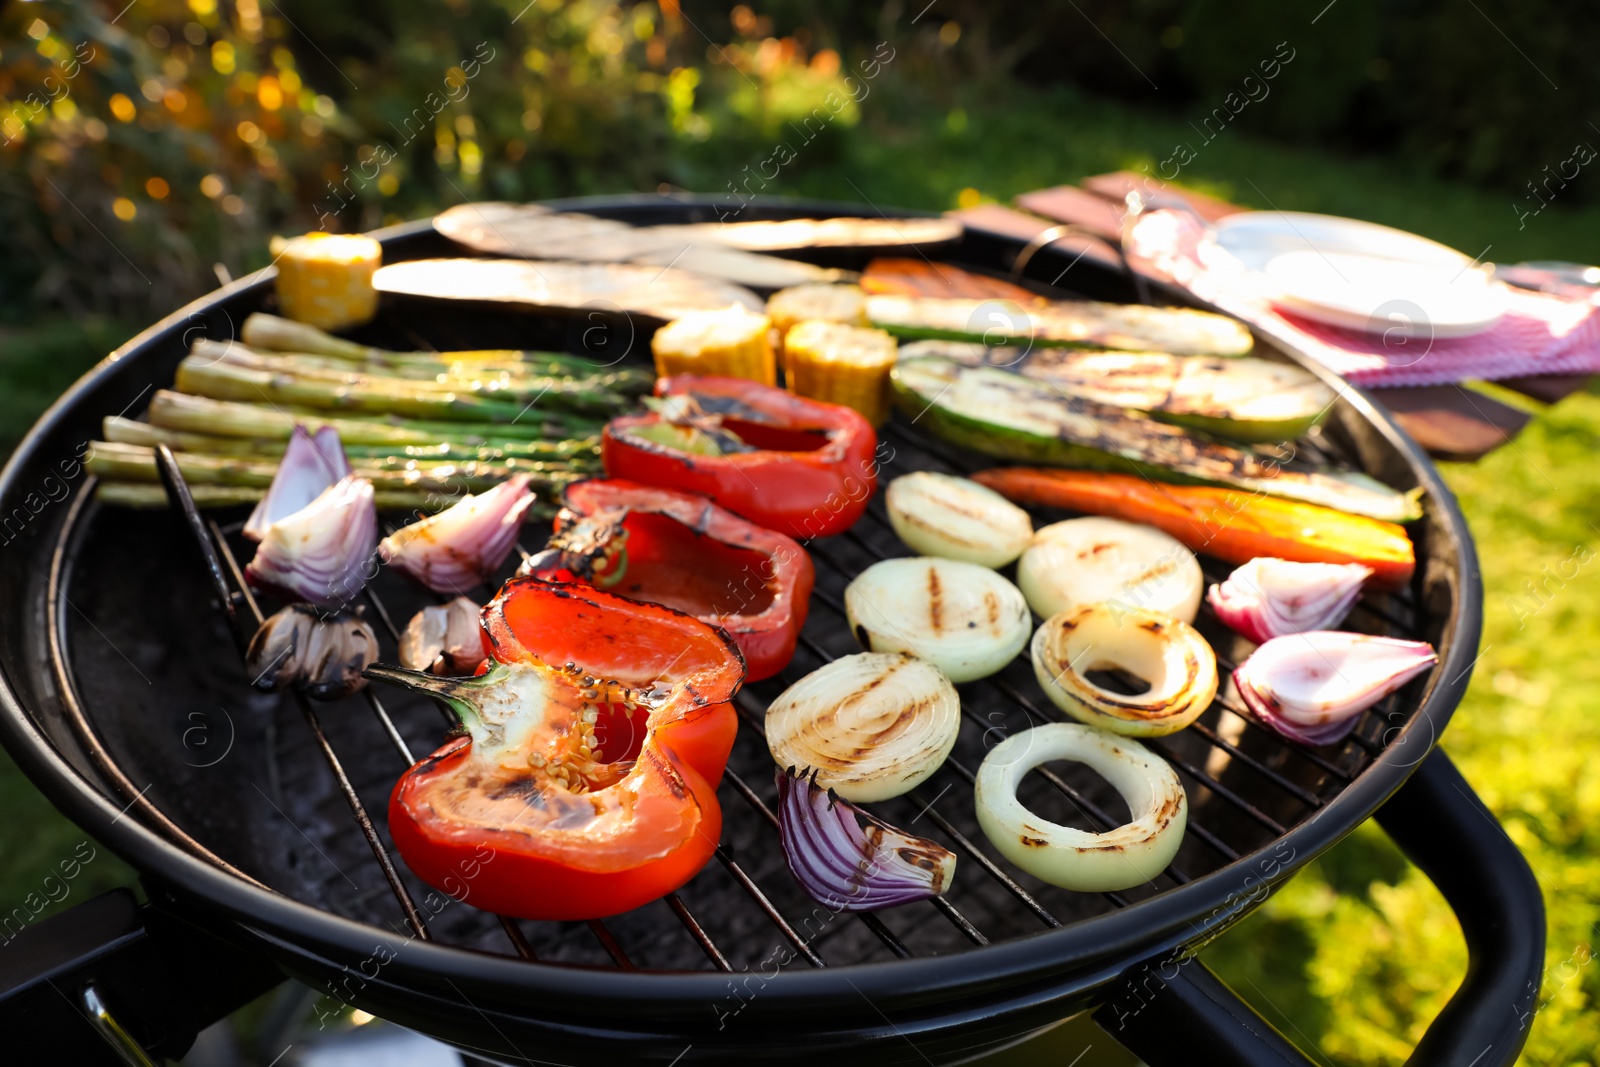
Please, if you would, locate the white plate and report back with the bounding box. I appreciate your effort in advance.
[1208,212,1510,337]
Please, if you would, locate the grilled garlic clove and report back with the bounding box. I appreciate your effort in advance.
[1031,603,1218,737]
[379,475,536,594]
[1207,558,1372,644]
[1232,631,1438,746]
[399,597,485,676]
[301,611,380,700]
[245,604,318,691]
[245,605,378,700]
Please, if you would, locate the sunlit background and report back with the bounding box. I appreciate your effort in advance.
[2,1,1597,1063]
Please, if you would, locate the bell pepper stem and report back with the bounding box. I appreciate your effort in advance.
[362,662,493,730]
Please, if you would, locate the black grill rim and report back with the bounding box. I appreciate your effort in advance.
[0,197,1482,1029]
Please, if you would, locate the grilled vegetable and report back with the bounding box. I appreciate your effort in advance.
[861,258,1036,301]
[242,424,348,541]
[373,257,764,321]
[246,474,377,609]
[975,723,1187,892]
[398,597,485,676]
[94,482,456,511]
[651,307,776,385]
[524,480,814,682]
[892,357,1421,522]
[884,471,1032,568]
[84,441,573,499]
[969,469,1417,588]
[767,283,869,337]
[274,232,380,331]
[775,767,957,911]
[1032,604,1217,737]
[844,557,1030,683]
[176,352,627,423]
[378,475,536,594]
[240,313,638,380]
[782,320,898,426]
[765,651,959,803]
[246,604,379,700]
[905,341,1333,444]
[1207,559,1371,644]
[1017,517,1203,624]
[145,392,601,454]
[192,340,645,413]
[369,579,746,920]
[868,295,1253,356]
[603,375,878,540]
[1233,632,1437,746]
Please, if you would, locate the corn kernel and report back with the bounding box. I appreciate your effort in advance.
[274,232,381,331]
[766,283,867,367]
[783,320,898,426]
[651,306,775,385]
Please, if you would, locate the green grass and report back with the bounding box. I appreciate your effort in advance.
[3,75,1598,1063]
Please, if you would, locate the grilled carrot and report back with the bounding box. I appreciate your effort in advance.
[971,468,1416,588]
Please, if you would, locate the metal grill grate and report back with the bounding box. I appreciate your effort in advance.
[90,403,1437,975]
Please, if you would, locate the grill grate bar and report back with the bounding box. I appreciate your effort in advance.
[193,510,433,942]
[713,846,826,967]
[909,799,1061,928]
[1185,721,1323,807]
[666,893,732,971]
[721,764,914,960]
[498,916,538,961]
[728,691,996,949]
[586,920,636,969]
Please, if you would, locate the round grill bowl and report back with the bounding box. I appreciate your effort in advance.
[0,196,1520,1067]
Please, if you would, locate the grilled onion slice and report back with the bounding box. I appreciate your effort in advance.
[844,557,1031,682]
[885,471,1033,567]
[1017,517,1202,623]
[1031,604,1217,737]
[765,651,959,802]
[975,723,1186,891]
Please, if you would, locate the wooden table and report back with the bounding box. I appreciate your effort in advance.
[950,172,1592,463]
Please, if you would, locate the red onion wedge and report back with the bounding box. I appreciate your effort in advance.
[379,475,535,594]
[775,767,956,911]
[245,474,378,609]
[243,424,351,541]
[1232,631,1437,746]
[1207,558,1372,644]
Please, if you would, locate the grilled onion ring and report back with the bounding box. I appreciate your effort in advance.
[975,723,1186,891]
[1031,604,1217,737]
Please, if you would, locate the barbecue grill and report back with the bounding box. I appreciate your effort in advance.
[0,195,1544,1066]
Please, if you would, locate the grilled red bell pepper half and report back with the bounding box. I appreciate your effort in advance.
[601,375,878,539]
[524,479,814,682]
[367,578,745,921]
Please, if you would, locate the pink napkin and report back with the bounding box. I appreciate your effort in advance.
[1125,209,1600,388]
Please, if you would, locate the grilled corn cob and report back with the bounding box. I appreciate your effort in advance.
[651,306,776,385]
[274,232,382,331]
[782,320,898,426]
[766,284,868,367]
